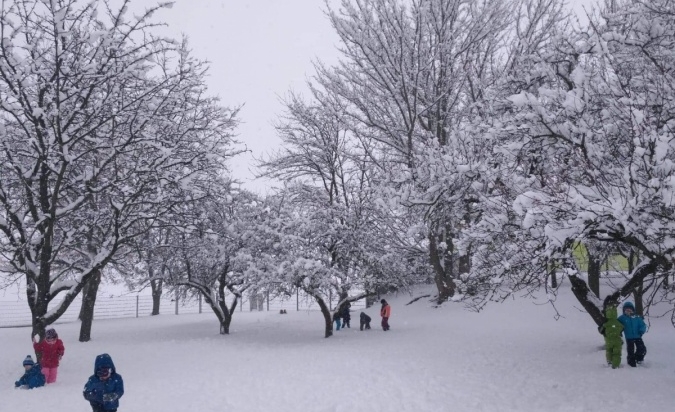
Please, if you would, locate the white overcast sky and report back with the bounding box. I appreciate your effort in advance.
[134,0,595,193]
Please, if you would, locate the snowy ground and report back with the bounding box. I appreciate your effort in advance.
[2,287,674,412]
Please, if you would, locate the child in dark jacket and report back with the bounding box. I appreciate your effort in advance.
[341,302,351,328]
[359,312,371,331]
[617,301,647,367]
[33,327,65,383]
[14,355,46,389]
[598,305,623,369]
[83,353,124,412]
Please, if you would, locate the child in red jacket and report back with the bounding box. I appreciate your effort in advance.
[33,328,65,384]
[380,299,391,331]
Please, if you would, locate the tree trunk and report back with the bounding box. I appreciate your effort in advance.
[150,278,163,316]
[429,233,456,304]
[587,252,601,299]
[627,250,644,316]
[79,270,102,342]
[219,313,232,334]
[432,268,455,303]
[548,259,558,288]
[198,286,235,335]
[458,208,473,276]
[316,296,333,338]
[458,252,471,275]
[27,265,104,346]
[568,274,605,327]
[28,275,48,348]
[457,216,472,277]
[219,295,240,334]
[31,316,46,363]
[633,281,644,316]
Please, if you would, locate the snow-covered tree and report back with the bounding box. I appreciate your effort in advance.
[468,0,675,326]
[261,91,414,337]
[0,0,238,339]
[315,0,566,304]
[162,187,271,335]
[109,224,173,316]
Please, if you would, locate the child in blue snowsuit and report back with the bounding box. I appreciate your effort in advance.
[83,353,124,411]
[14,355,45,389]
[333,311,342,331]
[617,301,647,367]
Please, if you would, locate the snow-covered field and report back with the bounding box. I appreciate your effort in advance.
[2,287,674,412]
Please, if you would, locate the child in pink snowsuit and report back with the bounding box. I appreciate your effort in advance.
[33,328,65,384]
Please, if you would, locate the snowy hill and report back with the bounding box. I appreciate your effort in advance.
[2,286,674,412]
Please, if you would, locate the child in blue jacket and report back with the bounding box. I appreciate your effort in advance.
[14,355,46,389]
[617,301,647,367]
[333,311,342,331]
[83,353,124,411]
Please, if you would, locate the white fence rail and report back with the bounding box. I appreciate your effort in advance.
[0,289,367,328]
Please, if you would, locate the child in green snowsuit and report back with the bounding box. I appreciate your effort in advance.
[598,305,623,369]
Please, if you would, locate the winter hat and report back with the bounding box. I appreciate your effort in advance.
[623,301,636,311]
[45,328,57,339]
[22,355,34,366]
[380,299,387,304]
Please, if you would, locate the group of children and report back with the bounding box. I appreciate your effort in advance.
[14,328,125,412]
[11,299,645,411]
[333,299,392,332]
[599,301,648,369]
[14,328,64,390]
[333,302,351,331]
